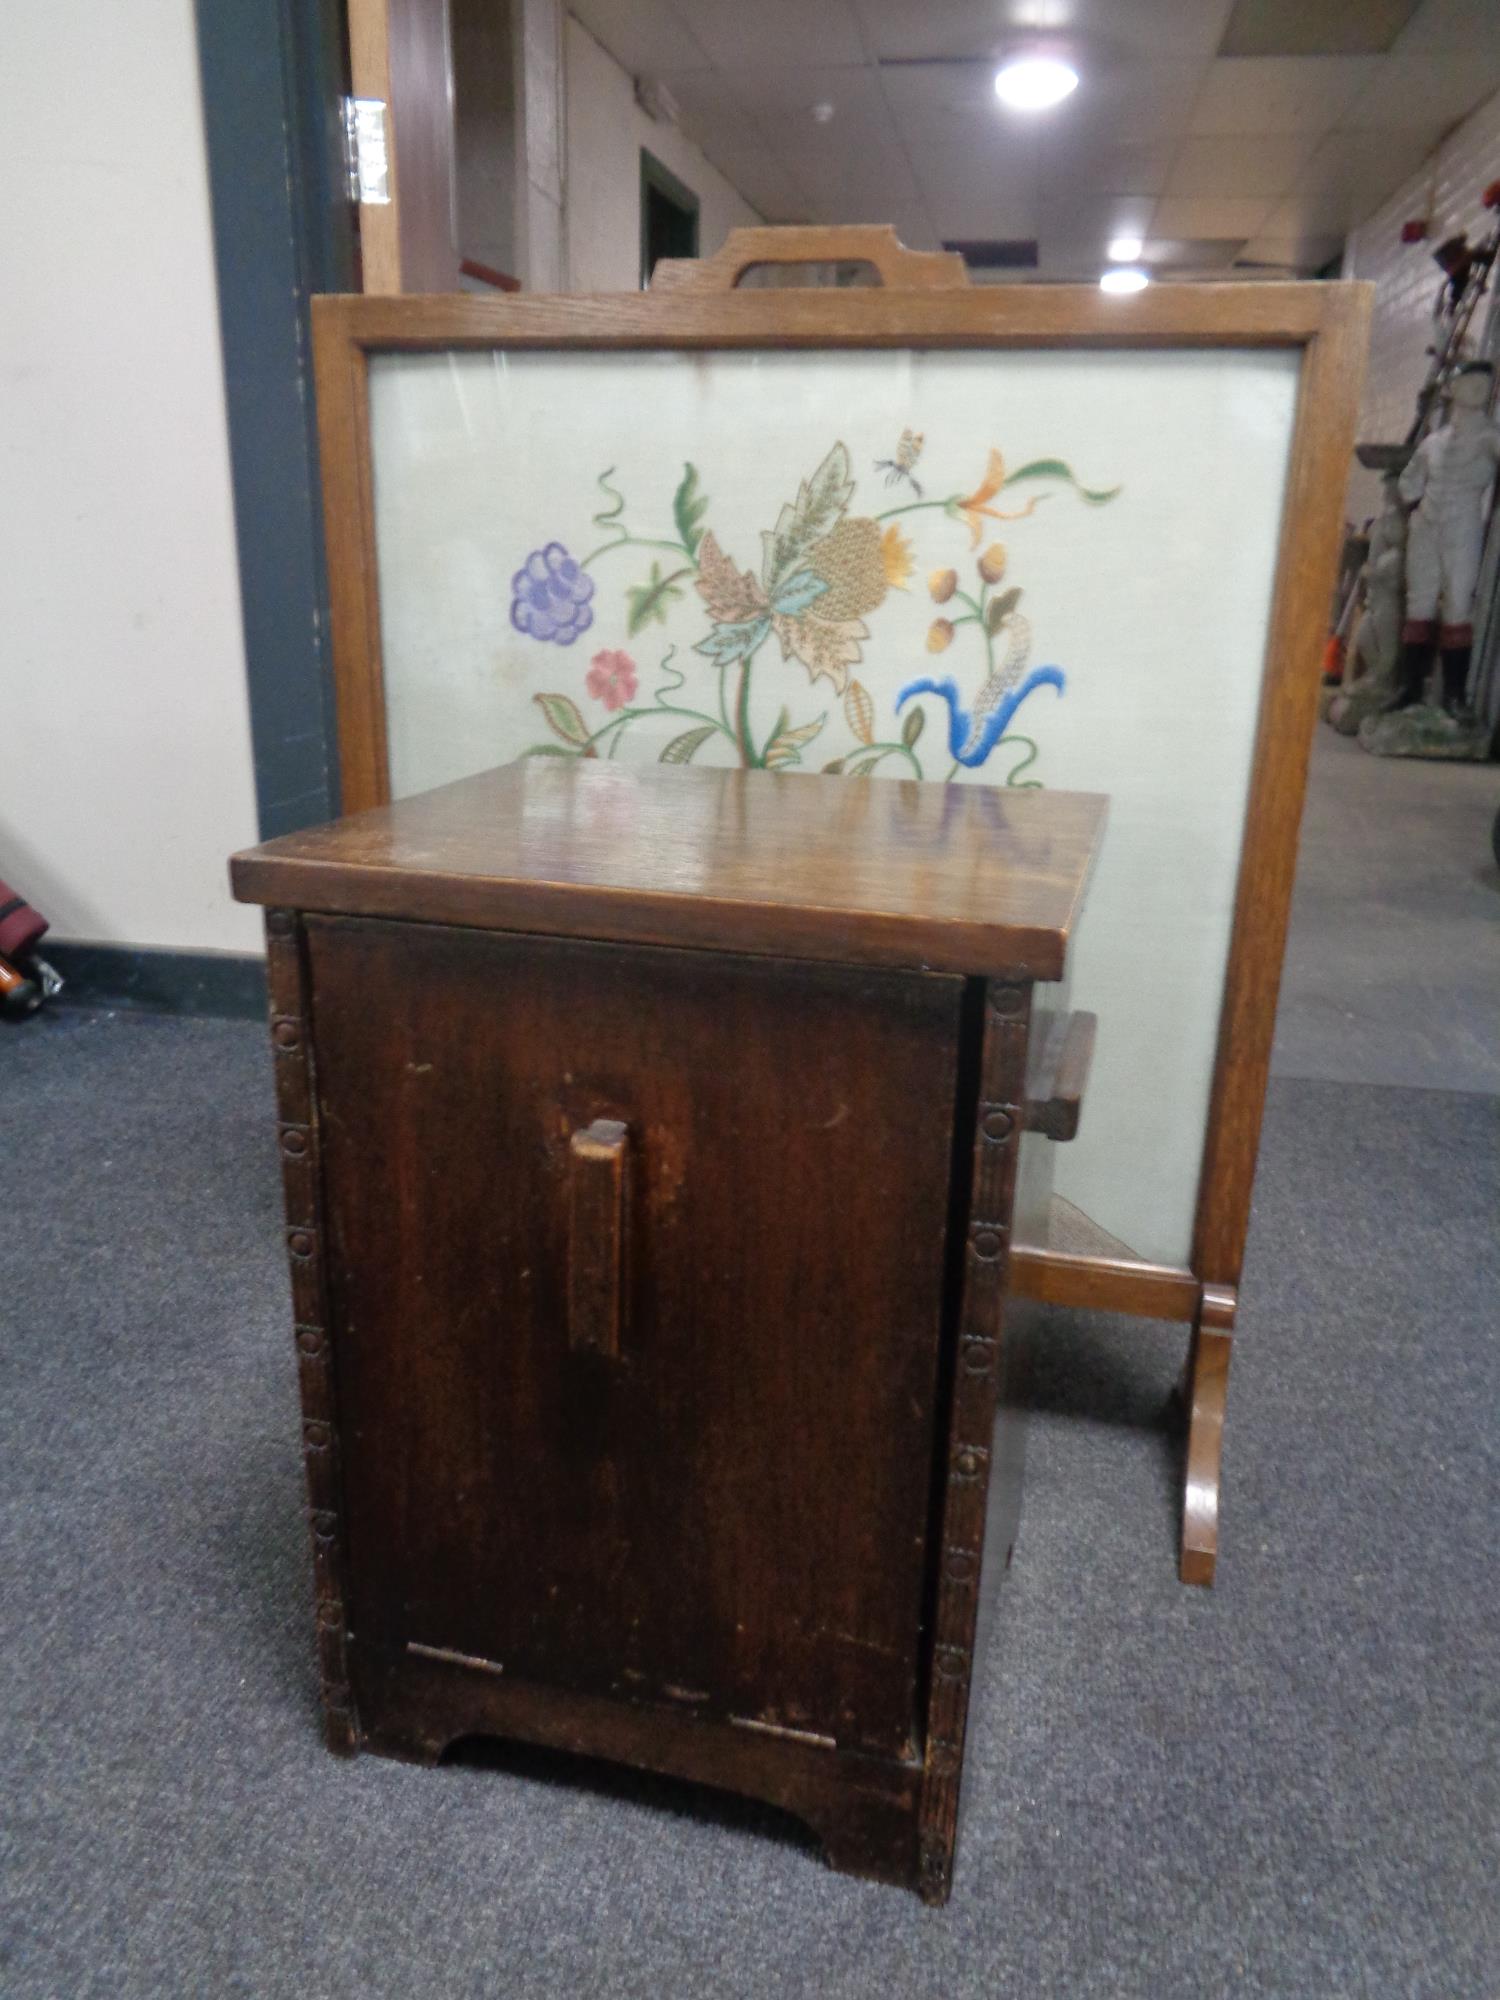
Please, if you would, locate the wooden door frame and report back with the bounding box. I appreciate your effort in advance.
[196,0,355,838]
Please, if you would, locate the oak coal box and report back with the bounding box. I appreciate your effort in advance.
[231,757,1103,1901]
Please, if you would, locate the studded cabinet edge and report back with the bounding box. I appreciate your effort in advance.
[916,978,1031,1904]
[263,909,359,1755]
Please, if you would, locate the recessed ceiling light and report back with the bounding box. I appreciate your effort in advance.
[993,55,1079,111]
[1100,267,1150,295]
[811,100,835,124]
[1107,234,1144,262]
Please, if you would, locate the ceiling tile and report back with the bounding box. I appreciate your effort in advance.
[1035,192,1157,243]
[1075,59,1208,145]
[1188,55,1384,132]
[912,136,1043,242]
[688,143,809,221]
[1219,0,1422,58]
[1390,0,1500,54]
[1237,231,1346,269]
[567,0,713,75]
[655,72,768,156]
[1037,129,1179,195]
[1291,125,1440,209]
[1258,190,1356,233]
[707,64,880,121]
[1144,235,1250,268]
[1339,49,1500,128]
[849,0,1019,65]
[852,0,1234,64]
[684,0,867,70]
[773,141,920,215]
[877,58,1009,132]
[1164,132,1320,198]
[1149,194,1278,236]
[888,202,942,250]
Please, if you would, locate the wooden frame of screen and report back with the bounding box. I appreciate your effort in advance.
[309,226,1370,1584]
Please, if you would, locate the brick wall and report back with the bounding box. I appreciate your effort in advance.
[1342,88,1500,525]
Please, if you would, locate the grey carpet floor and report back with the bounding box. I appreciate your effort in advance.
[3,1007,1498,1999]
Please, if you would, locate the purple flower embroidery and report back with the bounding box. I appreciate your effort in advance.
[511,542,596,645]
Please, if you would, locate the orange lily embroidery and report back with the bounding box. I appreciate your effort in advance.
[954,449,1042,548]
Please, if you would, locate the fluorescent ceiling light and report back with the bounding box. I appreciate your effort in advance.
[1100,267,1150,295]
[1107,235,1144,262]
[993,56,1079,111]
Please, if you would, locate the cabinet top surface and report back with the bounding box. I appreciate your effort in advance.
[231,761,1105,978]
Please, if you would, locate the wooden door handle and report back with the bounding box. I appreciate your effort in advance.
[568,1118,630,1358]
[1022,1010,1097,1142]
[650,225,971,294]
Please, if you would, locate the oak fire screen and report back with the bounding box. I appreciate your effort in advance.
[311,227,1370,1583]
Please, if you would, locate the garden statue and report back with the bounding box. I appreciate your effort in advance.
[1393,360,1500,716]
[1328,477,1407,735]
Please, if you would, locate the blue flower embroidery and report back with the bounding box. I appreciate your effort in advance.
[511,542,596,645]
[896,666,1065,769]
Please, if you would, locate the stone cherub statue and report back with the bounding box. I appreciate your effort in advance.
[1328,476,1407,734]
[1394,360,1500,715]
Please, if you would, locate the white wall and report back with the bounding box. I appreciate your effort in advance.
[0,0,261,953]
[1342,87,1500,524]
[563,15,761,293]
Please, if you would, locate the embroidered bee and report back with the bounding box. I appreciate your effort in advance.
[874,428,924,496]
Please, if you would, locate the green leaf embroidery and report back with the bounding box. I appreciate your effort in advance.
[763,711,826,770]
[659,723,718,765]
[533,692,590,746]
[986,586,1023,634]
[901,706,925,748]
[694,613,772,668]
[626,561,688,635]
[672,463,709,557]
[761,442,855,590]
[1002,458,1121,505]
[822,757,847,775]
[520,743,579,758]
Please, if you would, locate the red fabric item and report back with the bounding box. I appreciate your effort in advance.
[1438,621,1474,648]
[0,879,48,961]
[1402,618,1436,644]
[1401,218,1428,243]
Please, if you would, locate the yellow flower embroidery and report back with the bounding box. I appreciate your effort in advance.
[956,448,1041,549]
[879,522,914,591]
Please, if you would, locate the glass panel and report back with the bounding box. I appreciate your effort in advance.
[367,346,1300,1265]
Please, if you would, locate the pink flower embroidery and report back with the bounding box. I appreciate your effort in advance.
[585,648,638,711]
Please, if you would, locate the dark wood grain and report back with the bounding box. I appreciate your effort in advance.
[262,911,358,1756]
[309,917,966,1762]
[231,760,1106,982]
[356,1642,926,1887]
[1021,1009,1097,1142]
[916,979,1032,1905]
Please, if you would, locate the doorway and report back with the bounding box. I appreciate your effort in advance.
[640,149,699,289]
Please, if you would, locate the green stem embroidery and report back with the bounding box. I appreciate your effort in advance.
[736,655,759,767]
[581,533,694,571]
[994,734,1040,786]
[579,699,731,757]
[859,741,924,778]
[873,497,956,523]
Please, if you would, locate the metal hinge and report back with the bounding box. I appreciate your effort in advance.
[341,97,391,206]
